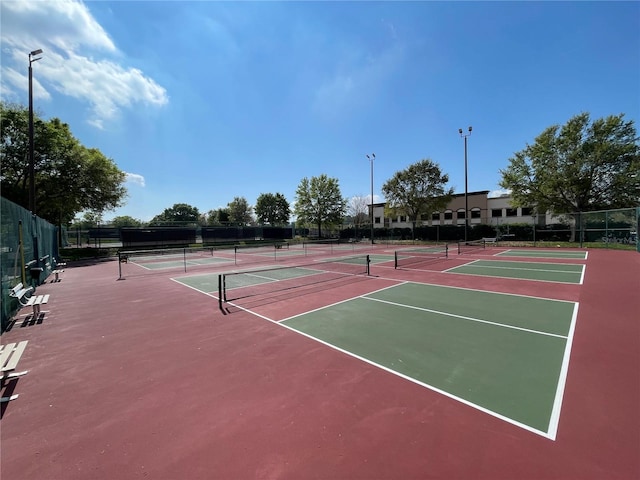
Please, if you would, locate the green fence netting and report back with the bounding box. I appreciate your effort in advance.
[1,197,60,331]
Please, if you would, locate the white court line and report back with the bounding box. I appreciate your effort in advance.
[547,302,580,441]
[361,296,568,339]
[461,263,583,274]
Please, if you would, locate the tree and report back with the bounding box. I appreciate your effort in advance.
[0,102,127,226]
[255,193,290,226]
[381,159,453,236]
[500,113,640,214]
[204,208,230,226]
[347,195,370,229]
[227,197,253,225]
[294,174,347,237]
[110,216,144,228]
[149,203,200,225]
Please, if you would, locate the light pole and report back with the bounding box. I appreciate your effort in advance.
[29,49,43,213]
[366,153,375,244]
[458,126,472,243]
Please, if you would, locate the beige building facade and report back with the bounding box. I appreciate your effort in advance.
[371,191,538,229]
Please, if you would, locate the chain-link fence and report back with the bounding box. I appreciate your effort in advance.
[1,197,60,331]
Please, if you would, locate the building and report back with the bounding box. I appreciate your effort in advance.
[371,191,538,230]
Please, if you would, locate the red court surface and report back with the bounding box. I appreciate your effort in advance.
[1,246,639,479]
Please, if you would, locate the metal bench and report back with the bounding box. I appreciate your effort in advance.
[25,294,50,316]
[9,283,34,307]
[1,341,29,402]
[51,269,64,282]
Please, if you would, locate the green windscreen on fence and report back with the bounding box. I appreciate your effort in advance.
[1,197,60,331]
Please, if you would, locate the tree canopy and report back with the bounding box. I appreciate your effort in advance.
[227,196,253,225]
[500,113,640,214]
[382,159,453,234]
[204,208,230,226]
[0,102,127,225]
[255,192,290,226]
[294,174,346,237]
[149,203,200,225]
[110,216,144,228]
[346,195,370,231]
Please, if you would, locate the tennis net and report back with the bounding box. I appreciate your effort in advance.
[219,254,370,305]
[394,245,448,269]
[457,239,486,254]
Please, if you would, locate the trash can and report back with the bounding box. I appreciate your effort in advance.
[29,267,44,286]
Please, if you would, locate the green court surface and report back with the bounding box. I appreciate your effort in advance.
[446,259,585,283]
[497,249,588,260]
[137,256,233,270]
[282,282,578,438]
[172,272,220,292]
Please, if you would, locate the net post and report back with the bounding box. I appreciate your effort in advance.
[394,251,399,269]
[234,246,238,265]
[118,250,123,280]
[218,274,223,308]
[366,254,370,275]
[445,244,449,258]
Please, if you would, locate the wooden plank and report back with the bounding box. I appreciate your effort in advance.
[41,294,50,304]
[2,341,28,372]
[0,394,20,402]
[0,343,17,370]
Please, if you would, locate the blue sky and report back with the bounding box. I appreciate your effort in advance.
[2,1,639,222]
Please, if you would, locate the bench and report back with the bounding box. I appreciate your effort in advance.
[483,237,497,244]
[9,283,34,307]
[51,269,65,282]
[25,294,50,316]
[1,341,29,402]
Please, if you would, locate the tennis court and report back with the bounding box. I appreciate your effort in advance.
[173,254,578,439]
[497,249,588,260]
[445,259,586,283]
[2,246,638,480]
[282,282,577,439]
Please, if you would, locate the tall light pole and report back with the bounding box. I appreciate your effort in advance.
[28,49,43,213]
[458,126,472,243]
[366,153,375,244]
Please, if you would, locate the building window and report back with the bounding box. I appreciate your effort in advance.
[521,207,532,216]
[506,208,518,217]
[432,212,440,221]
[457,209,465,220]
[374,217,381,224]
[471,208,481,219]
[399,215,406,222]
[491,209,503,218]
[444,210,453,220]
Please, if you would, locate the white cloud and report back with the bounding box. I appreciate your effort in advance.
[488,189,511,198]
[0,0,167,127]
[1,66,51,101]
[125,173,146,187]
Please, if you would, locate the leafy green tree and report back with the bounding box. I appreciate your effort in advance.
[150,203,200,225]
[500,113,640,214]
[71,211,104,229]
[110,216,144,228]
[381,159,453,237]
[0,102,127,226]
[204,208,230,225]
[294,174,346,237]
[255,192,290,226]
[227,197,253,225]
